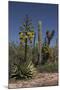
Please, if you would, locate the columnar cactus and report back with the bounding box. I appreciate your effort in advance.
[38,21,42,64]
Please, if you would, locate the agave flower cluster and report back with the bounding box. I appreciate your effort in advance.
[19,31,34,43]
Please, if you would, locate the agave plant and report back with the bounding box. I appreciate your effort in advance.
[9,54,37,79]
[16,60,37,79]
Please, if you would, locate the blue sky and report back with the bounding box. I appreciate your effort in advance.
[9,1,58,47]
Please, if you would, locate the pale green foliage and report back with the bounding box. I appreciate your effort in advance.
[17,60,36,79]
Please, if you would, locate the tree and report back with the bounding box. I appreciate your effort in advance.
[46,30,55,45]
[41,29,55,64]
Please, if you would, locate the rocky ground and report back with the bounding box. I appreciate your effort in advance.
[9,73,58,89]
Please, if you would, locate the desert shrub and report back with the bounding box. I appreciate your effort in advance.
[41,44,51,64]
[9,43,18,78]
[38,62,58,73]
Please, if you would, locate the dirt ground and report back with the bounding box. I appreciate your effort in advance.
[9,73,58,89]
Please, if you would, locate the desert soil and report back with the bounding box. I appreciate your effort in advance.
[9,73,58,89]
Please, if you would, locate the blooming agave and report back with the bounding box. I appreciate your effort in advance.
[19,31,34,44]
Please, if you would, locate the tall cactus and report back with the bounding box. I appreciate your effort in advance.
[38,21,42,64]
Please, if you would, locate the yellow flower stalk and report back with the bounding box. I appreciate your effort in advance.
[27,32,31,35]
[32,35,34,38]
[32,32,34,35]
[20,32,23,36]
[29,37,33,41]
[29,34,34,38]
[21,39,25,43]
[25,35,28,39]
